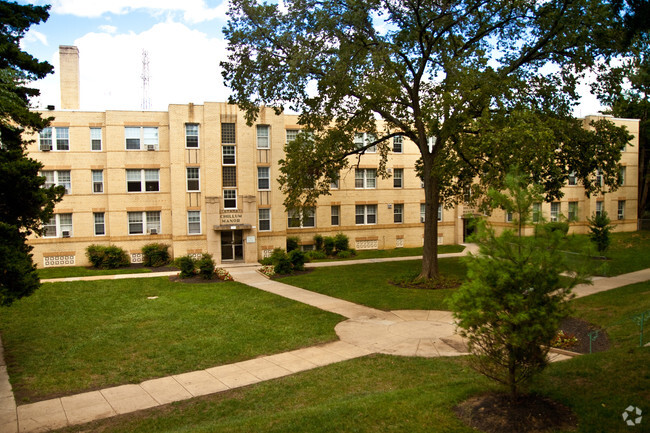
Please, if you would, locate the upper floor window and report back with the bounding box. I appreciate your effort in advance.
[617,200,625,220]
[595,201,603,217]
[92,170,103,193]
[393,135,403,153]
[126,169,159,192]
[596,169,603,187]
[355,204,377,225]
[532,202,542,222]
[331,205,340,226]
[257,125,270,149]
[393,168,403,188]
[257,167,270,190]
[40,127,69,151]
[125,127,158,150]
[94,212,105,236]
[43,213,72,238]
[355,168,376,189]
[619,166,626,186]
[550,202,560,222]
[258,208,271,231]
[221,123,236,144]
[288,208,315,228]
[128,211,161,235]
[188,211,201,235]
[394,203,403,223]
[568,172,577,186]
[286,129,300,144]
[223,189,237,209]
[568,201,578,222]
[420,204,426,223]
[185,124,199,148]
[186,167,200,191]
[90,128,102,151]
[222,146,236,165]
[354,132,376,153]
[42,170,71,194]
[223,166,237,187]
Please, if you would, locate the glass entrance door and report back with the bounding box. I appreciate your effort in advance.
[221,230,243,261]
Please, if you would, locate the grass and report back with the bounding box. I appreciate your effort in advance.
[0,278,342,402]
[593,230,650,276]
[280,257,467,311]
[312,244,465,262]
[37,266,153,279]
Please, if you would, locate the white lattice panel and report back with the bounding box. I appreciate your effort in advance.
[355,239,378,250]
[189,253,203,261]
[130,253,144,263]
[262,249,274,259]
[438,235,443,245]
[396,238,404,248]
[43,255,75,267]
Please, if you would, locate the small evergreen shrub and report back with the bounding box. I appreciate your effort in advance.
[305,250,327,260]
[588,211,613,254]
[197,253,216,279]
[542,221,569,235]
[259,257,274,266]
[313,234,324,251]
[334,233,349,252]
[286,236,300,252]
[86,244,130,269]
[288,249,306,271]
[274,255,293,274]
[323,236,335,255]
[176,255,196,278]
[142,243,171,267]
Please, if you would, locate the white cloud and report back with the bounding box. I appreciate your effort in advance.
[35,21,230,111]
[98,25,118,34]
[50,0,229,23]
[23,29,49,47]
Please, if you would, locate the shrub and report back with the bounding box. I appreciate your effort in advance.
[86,244,130,269]
[274,255,293,275]
[313,234,324,251]
[334,233,349,252]
[259,257,274,266]
[176,255,196,278]
[269,248,287,264]
[197,253,215,279]
[541,221,569,236]
[323,236,335,255]
[305,250,327,260]
[288,249,306,271]
[336,250,353,259]
[588,211,613,254]
[286,236,300,252]
[142,243,171,267]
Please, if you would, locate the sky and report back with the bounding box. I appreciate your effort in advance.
[20,0,606,116]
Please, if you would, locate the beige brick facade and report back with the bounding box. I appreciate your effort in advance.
[25,105,640,267]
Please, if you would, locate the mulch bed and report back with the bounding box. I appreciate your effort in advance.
[557,317,609,354]
[454,392,578,433]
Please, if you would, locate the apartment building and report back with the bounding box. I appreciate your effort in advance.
[24,48,640,268]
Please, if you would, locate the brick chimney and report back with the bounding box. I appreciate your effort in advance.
[59,45,80,110]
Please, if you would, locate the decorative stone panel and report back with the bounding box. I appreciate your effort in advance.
[43,255,75,267]
[130,253,144,263]
[355,239,378,250]
[396,238,404,248]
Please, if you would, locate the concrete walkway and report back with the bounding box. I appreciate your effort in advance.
[3,247,649,432]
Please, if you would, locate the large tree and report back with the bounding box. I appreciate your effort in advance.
[222,0,631,279]
[0,1,64,306]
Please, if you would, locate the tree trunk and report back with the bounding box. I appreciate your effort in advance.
[419,152,440,280]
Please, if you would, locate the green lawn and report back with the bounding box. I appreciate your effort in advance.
[593,230,650,276]
[37,266,153,280]
[280,257,467,311]
[49,280,650,433]
[312,244,465,262]
[0,278,342,403]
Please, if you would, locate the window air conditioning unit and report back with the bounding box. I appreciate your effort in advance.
[146,144,156,151]
[40,144,51,151]
[148,228,158,235]
[61,231,70,238]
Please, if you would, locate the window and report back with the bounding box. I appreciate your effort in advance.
[258,208,271,231]
[355,168,376,189]
[188,211,201,234]
[354,132,376,152]
[257,167,270,190]
[288,208,315,228]
[356,204,377,225]
[42,170,71,194]
[43,213,72,238]
[506,211,513,223]
[126,169,159,192]
[39,127,69,151]
[221,123,236,143]
[394,203,403,223]
[533,202,542,222]
[286,129,300,144]
[596,169,603,186]
[92,170,103,193]
[330,175,339,189]
[257,125,270,149]
[222,146,236,165]
[420,204,425,223]
[568,202,578,222]
[223,166,237,187]
[618,200,625,220]
[393,135,403,153]
[568,172,577,186]
[94,212,105,236]
[550,202,560,222]
[125,127,158,150]
[185,124,199,148]
[619,167,626,186]
[187,167,200,191]
[438,205,443,222]
[128,211,160,235]
[223,189,237,209]
[596,201,603,217]
[393,168,403,188]
[331,205,340,226]
[90,128,102,151]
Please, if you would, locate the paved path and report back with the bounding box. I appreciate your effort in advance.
[3,247,649,432]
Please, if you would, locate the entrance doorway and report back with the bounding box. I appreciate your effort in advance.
[221,230,243,261]
[463,217,476,243]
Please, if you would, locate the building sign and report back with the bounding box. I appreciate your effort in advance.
[220,210,243,225]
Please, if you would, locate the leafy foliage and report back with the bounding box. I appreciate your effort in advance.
[85,245,130,270]
[141,243,171,267]
[588,211,614,254]
[223,0,631,279]
[197,254,216,279]
[286,236,299,252]
[176,256,196,279]
[449,173,591,399]
[0,1,63,305]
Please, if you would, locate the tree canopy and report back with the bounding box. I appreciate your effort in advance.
[0,1,64,306]
[222,0,631,278]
